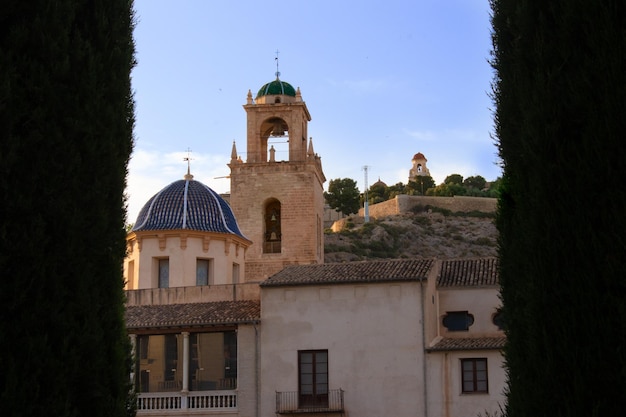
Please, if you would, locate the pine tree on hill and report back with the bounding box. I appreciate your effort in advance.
[491,1,626,416]
[0,1,136,416]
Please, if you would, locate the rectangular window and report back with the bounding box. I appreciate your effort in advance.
[232,263,240,284]
[461,358,488,393]
[190,331,237,391]
[135,331,236,393]
[158,258,169,288]
[196,258,211,286]
[136,334,182,393]
[299,350,329,408]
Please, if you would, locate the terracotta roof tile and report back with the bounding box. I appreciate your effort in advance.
[427,337,506,351]
[125,300,260,329]
[437,257,499,287]
[260,259,435,287]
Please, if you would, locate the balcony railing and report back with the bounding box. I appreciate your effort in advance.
[137,390,236,412]
[276,389,344,414]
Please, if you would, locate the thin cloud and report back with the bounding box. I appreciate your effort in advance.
[404,129,437,141]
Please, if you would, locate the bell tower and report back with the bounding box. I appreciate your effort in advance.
[409,152,431,182]
[229,74,326,281]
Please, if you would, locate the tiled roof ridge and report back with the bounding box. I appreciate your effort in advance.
[426,336,506,352]
[437,256,499,287]
[260,258,435,287]
[126,299,260,329]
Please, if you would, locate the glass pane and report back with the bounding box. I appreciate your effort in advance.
[136,334,181,393]
[159,259,169,288]
[301,374,313,385]
[463,360,473,371]
[476,360,487,371]
[196,259,208,286]
[443,311,471,331]
[301,363,312,373]
[316,383,328,394]
[224,331,238,380]
[477,381,487,391]
[300,353,313,363]
[316,373,328,384]
[463,380,473,392]
[316,351,328,362]
[316,361,328,373]
[192,332,226,391]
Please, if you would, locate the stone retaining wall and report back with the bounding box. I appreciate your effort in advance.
[358,195,497,219]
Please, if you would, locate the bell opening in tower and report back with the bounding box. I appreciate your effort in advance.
[265,117,289,162]
[264,199,281,254]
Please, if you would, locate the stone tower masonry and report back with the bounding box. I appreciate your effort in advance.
[229,77,326,281]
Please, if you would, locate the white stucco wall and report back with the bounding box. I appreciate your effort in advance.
[425,285,506,417]
[426,350,506,417]
[260,281,427,417]
[236,324,259,417]
[436,287,502,338]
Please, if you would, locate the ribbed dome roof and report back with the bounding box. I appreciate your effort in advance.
[132,177,245,238]
[256,77,296,98]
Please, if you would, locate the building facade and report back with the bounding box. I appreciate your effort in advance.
[122,74,505,417]
[258,258,505,417]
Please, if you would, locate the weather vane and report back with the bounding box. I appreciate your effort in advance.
[275,49,280,78]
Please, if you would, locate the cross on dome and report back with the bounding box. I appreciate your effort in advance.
[184,147,194,180]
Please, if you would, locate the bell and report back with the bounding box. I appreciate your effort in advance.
[270,120,285,137]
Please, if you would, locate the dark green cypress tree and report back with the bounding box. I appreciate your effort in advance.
[491,1,626,416]
[0,1,136,416]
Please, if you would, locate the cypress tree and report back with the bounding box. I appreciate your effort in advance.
[0,1,136,416]
[491,1,626,416]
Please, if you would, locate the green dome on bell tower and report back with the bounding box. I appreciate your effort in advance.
[256,77,296,98]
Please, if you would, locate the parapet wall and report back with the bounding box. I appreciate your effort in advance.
[358,195,497,219]
[125,282,260,305]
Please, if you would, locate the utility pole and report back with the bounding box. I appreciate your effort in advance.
[362,165,370,223]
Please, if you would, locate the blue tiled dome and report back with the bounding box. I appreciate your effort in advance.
[133,177,245,238]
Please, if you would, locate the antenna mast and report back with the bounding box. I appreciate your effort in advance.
[362,165,370,223]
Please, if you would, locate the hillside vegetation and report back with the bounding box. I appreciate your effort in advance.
[324,210,497,262]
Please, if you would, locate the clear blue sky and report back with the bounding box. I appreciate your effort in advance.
[127,0,500,222]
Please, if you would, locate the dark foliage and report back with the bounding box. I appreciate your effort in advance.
[491,1,626,416]
[325,178,361,215]
[0,1,136,416]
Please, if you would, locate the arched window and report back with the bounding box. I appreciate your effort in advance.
[264,199,281,253]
